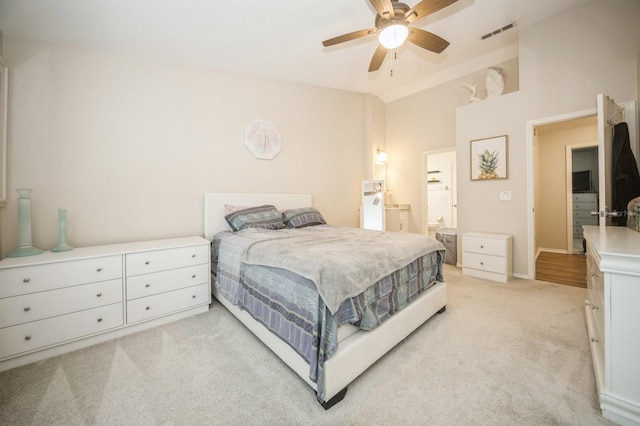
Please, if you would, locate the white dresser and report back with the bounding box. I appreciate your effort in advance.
[461,232,512,283]
[572,193,598,240]
[0,236,211,371]
[583,226,640,426]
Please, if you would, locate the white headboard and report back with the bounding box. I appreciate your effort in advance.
[203,193,312,241]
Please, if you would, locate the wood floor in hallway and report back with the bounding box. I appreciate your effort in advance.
[535,251,587,288]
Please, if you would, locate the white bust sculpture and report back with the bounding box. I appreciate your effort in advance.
[485,66,506,98]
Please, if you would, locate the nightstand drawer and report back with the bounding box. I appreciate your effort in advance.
[126,245,209,276]
[462,252,506,274]
[461,236,505,256]
[0,256,122,298]
[126,283,210,324]
[0,303,123,359]
[126,264,210,300]
[0,279,123,328]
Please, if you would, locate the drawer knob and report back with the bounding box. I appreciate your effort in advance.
[145,306,150,311]
[24,306,31,312]
[192,295,196,299]
[24,335,32,341]
[192,274,196,279]
[97,293,102,298]
[192,254,196,258]
[480,245,484,249]
[97,318,103,323]
[96,268,103,272]
[145,261,150,265]
[145,283,150,288]
[23,278,31,283]
[480,262,484,265]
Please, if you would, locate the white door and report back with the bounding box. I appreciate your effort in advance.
[596,94,624,225]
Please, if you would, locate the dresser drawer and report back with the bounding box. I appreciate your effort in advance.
[0,256,122,298]
[573,202,597,211]
[462,236,506,256]
[0,303,123,359]
[126,245,209,276]
[0,279,123,328]
[126,283,210,324]
[574,216,598,227]
[462,252,506,274]
[574,210,597,219]
[572,193,597,202]
[126,264,209,300]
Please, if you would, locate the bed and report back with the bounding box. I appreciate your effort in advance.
[204,193,447,408]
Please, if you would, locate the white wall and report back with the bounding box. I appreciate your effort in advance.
[0,37,368,255]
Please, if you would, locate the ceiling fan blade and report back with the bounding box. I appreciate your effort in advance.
[368,44,388,72]
[369,0,395,19]
[405,0,458,23]
[322,28,377,47]
[407,28,450,53]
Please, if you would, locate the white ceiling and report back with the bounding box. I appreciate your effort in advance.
[0,0,591,102]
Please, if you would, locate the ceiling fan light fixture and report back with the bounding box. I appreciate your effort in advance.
[378,24,408,49]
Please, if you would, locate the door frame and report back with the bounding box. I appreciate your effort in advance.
[565,142,598,253]
[527,100,638,277]
[526,108,595,279]
[421,148,457,235]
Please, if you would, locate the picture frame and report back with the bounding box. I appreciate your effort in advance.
[470,135,508,180]
[0,56,7,207]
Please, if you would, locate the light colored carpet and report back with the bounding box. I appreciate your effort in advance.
[0,265,614,425]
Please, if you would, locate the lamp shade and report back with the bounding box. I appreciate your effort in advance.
[378,24,408,49]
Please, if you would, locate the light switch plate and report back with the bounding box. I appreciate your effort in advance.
[500,191,512,201]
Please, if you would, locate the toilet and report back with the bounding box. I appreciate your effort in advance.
[427,217,445,238]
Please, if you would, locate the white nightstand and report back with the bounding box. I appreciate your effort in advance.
[461,232,512,283]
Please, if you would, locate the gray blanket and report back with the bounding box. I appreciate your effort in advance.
[237,226,444,314]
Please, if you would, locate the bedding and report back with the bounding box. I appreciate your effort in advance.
[213,225,445,402]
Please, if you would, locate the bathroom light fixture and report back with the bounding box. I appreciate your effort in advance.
[378,23,409,49]
[376,149,388,162]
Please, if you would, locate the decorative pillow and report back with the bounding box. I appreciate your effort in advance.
[283,207,326,228]
[225,205,284,231]
[224,204,252,215]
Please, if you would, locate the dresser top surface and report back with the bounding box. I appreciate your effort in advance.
[0,236,209,268]
[461,232,512,240]
[584,226,640,259]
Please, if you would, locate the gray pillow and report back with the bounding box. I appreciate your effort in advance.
[225,205,284,231]
[283,207,326,228]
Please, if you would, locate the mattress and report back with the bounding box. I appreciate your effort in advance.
[211,225,445,401]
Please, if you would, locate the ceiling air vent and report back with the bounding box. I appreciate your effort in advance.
[481,23,515,40]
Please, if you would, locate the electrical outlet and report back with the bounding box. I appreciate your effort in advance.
[500,191,511,201]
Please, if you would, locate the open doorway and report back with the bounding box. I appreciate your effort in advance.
[423,150,457,237]
[532,115,596,287]
[566,145,598,253]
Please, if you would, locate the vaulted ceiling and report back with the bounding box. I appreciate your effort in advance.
[0,0,591,102]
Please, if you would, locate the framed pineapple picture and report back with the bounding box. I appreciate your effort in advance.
[470,135,508,180]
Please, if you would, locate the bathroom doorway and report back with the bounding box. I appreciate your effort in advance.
[423,150,457,237]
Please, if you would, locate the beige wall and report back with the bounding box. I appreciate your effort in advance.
[385,58,518,232]
[0,37,368,255]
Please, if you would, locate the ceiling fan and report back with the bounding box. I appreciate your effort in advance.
[322,0,458,72]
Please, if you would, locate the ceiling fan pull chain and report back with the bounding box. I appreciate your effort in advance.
[390,50,398,77]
